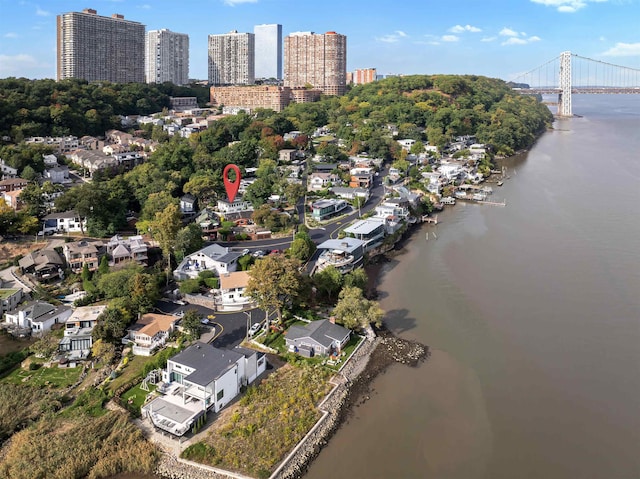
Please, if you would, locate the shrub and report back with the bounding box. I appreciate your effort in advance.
[29,362,41,371]
[179,279,200,294]
[204,277,219,289]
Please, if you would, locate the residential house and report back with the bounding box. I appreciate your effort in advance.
[307,172,341,192]
[283,130,303,142]
[375,198,410,220]
[44,153,58,166]
[0,159,18,178]
[43,211,87,234]
[330,187,370,203]
[311,199,348,221]
[0,177,28,193]
[0,288,23,315]
[216,197,254,216]
[314,238,365,274]
[44,165,70,184]
[124,313,179,356]
[278,149,297,162]
[3,190,22,211]
[105,130,134,146]
[4,300,72,334]
[174,244,241,280]
[67,150,118,176]
[397,139,416,152]
[112,151,144,170]
[63,240,103,273]
[18,249,64,281]
[141,342,266,436]
[25,136,78,154]
[216,271,253,310]
[313,163,338,173]
[180,194,197,215]
[343,218,386,250]
[59,304,106,360]
[285,319,351,357]
[349,168,374,189]
[106,235,148,266]
[194,208,220,238]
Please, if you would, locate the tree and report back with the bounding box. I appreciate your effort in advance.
[152,204,182,284]
[181,309,202,340]
[313,265,343,302]
[344,268,369,290]
[288,237,313,262]
[333,286,383,330]
[246,255,302,324]
[91,339,116,365]
[93,307,128,343]
[98,255,109,276]
[129,273,160,314]
[29,331,59,359]
[175,223,204,261]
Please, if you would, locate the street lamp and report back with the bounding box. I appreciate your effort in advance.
[244,309,252,342]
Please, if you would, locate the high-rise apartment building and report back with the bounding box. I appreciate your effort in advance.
[254,24,282,80]
[208,31,255,86]
[353,68,377,85]
[146,29,189,85]
[57,8,145,83]
[284,31,347,96]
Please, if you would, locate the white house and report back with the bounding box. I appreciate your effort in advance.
[307,172,341,191]
[44,166,70,184]
[4,300,72,334]
[216,271,253,310]
[216,197,254,215]
[42,211,87,234]
[343,218,386,250]
[59,304,106,360]
[0,288,23,315]
[124,313,179,356]
[180,194,197,215]
[173,244,241,280]
[142,342,266,436]
[0,159,18,178]
[397,139,416,152]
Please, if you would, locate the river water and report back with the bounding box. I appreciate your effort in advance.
[304,95,640,479]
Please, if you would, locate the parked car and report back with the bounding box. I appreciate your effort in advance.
[241,248,251,256]
[248,322,263,337]
[269,249,281,255]
[252,250,266,258]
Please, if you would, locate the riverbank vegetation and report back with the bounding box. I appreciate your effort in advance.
[182,364,331,478]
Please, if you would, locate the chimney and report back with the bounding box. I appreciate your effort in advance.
[83,8,97,14]
[329,316,336,324]
[112,13,124,19]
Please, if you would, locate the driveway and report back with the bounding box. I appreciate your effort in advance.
[155,300,277,350]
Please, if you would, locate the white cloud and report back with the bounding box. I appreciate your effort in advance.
[223,0,258,5]
[530,0,608,13]
[500,27,519,37]
[441,35,460,42]
[503,37,528,45]
[449,24,482,33]
[528,36,541,42]
[4,32,19,38]
[0,53,47,77]
[602,42,640,56]
[376,31,409,43]
[481,36,497,42]
[138,4,152,9]
[35,6,50,16]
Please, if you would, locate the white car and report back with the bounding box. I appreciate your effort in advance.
[241,249,251,256]
[248,322,263,337]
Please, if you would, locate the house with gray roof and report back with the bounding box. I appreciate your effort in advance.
[314,238,365,274]
[285,319,351,358]
[4,300,72,335]
[19,249,64,281]
[173,243,240,280]
[141,342,266,436]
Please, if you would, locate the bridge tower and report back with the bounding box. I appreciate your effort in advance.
[558,51,572,117]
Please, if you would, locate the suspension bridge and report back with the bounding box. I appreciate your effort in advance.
[511,51,640,117]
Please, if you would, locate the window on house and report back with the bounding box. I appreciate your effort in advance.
[216,389,224,401]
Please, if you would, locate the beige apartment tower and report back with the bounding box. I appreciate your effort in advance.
[146,29,189,85]
[284,31,347,96]
[57,8,145,83]
[208,31,255,86]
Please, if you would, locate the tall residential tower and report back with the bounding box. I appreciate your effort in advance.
[208,30,255,86]
[57,8,145,83]
[284,31,347,96]
[146,29,189,85]
[254,24,282,80]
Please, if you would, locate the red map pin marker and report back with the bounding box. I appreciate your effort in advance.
[223,164,241,203]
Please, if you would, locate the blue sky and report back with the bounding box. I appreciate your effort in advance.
[0,0,638,81]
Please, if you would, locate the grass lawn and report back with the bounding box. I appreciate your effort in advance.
[326,334,364,371]
[182,364,331,478]
[121,383,156,412]
[106,355,155,393]
[2,364,82,388]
